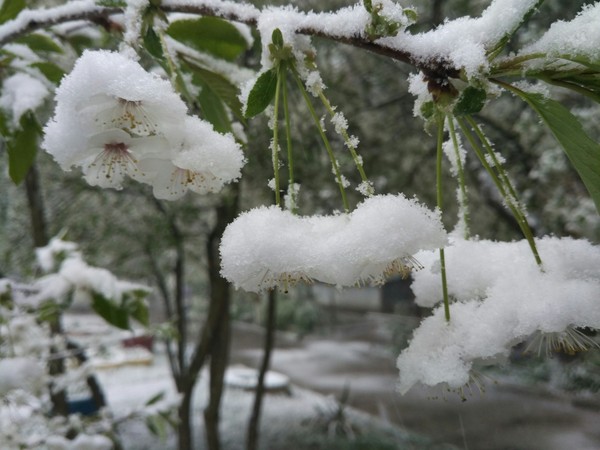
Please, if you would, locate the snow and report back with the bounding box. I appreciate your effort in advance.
[43,50,244,197]
[442,125,466,178]
[521,3,600,64]
[224,365,290,391]
[220,194,447,292]
[0,73,49,125]
[162,0,260,24]
[381,0,541,78]
[397,235,600,394]
[0,357,46,396]
[0,0,102,45]
[35,236,80,273]
[121,0,149,58]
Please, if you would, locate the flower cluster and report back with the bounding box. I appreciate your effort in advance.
[43,50,245,200]
[220,194,447,293]
[397,236,600,394]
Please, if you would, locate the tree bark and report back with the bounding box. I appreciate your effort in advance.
[204,188,239,450]
[24,163,48,249]
[178,391,194,450]
[246,289,277,450]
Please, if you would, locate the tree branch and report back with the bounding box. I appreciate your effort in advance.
[0,0,453,76]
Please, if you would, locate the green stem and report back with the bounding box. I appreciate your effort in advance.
[272,66,284,207]
[158,30,195,106]
[317,91,372,192]
[490,52,546,76]
[457,117,542,267]
[282,70,297,213]
[436,112,451,322]
[446,115,470,239]
[292,70,349,212]
[465,117,522,210]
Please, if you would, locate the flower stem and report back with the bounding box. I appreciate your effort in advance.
[281,70,297,213]
[158,30,196,106]
[447,115,471,239]
[436,112,451,322]
[272,66,284,208]
[292,69,349,212]
[457,117,542,267]
[317,90,372,193]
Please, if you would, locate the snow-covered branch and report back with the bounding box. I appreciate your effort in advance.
[0,0,445,75]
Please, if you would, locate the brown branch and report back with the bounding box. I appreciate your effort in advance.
[0,1,455,76]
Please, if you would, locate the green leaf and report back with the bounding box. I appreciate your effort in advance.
[143,26,164,61]
[15,33,63,53]
[92,292,130,330]
[0,0,25,25]
[453,87,487,116]
[95,0,126,6]
[516,90,600,214]
[0,109,9,136]
[245,68,278,118]
[185,60,244,124]
[272,28,284,48]
[6,112,40,184]
[197,85,232,133]
[123,291,150,327]
[486,0,544,59]
[166,17,248,61]
[37,300,62,324]
[146,415,168,440]
[144,391,166,406]
[31,61,65,84]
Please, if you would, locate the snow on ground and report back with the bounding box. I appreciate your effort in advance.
[64,314,439,450]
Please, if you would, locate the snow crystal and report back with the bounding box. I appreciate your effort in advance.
[331,111,348,134]
[0,73,49,125]
[220,194,447,292]
[398,236,600,394]
[522,3,600,64]
[442,125,466,177]
[356,180,374,197]
[304,70,325,96]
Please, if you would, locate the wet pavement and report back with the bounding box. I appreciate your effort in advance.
[229,315,600,450]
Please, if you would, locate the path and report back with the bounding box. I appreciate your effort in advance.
[230,316,600,450]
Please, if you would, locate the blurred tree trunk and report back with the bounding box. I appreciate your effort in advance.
[24,163,48,248]
[246,289,277,450]
[204,187,238,450]
[153,187,238,450]
[25,163,71,415]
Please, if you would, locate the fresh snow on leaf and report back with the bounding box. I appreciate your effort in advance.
[0,73,49,125]
[521,3,600,65]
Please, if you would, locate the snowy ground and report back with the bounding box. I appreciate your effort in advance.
[65,313,600,450]
[230,316,600,450]
[65,314,448,449]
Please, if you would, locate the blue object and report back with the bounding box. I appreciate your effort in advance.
[67,397,99,416]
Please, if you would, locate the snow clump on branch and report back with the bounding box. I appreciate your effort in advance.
[220,194,447,292]
[43,50,244,199]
